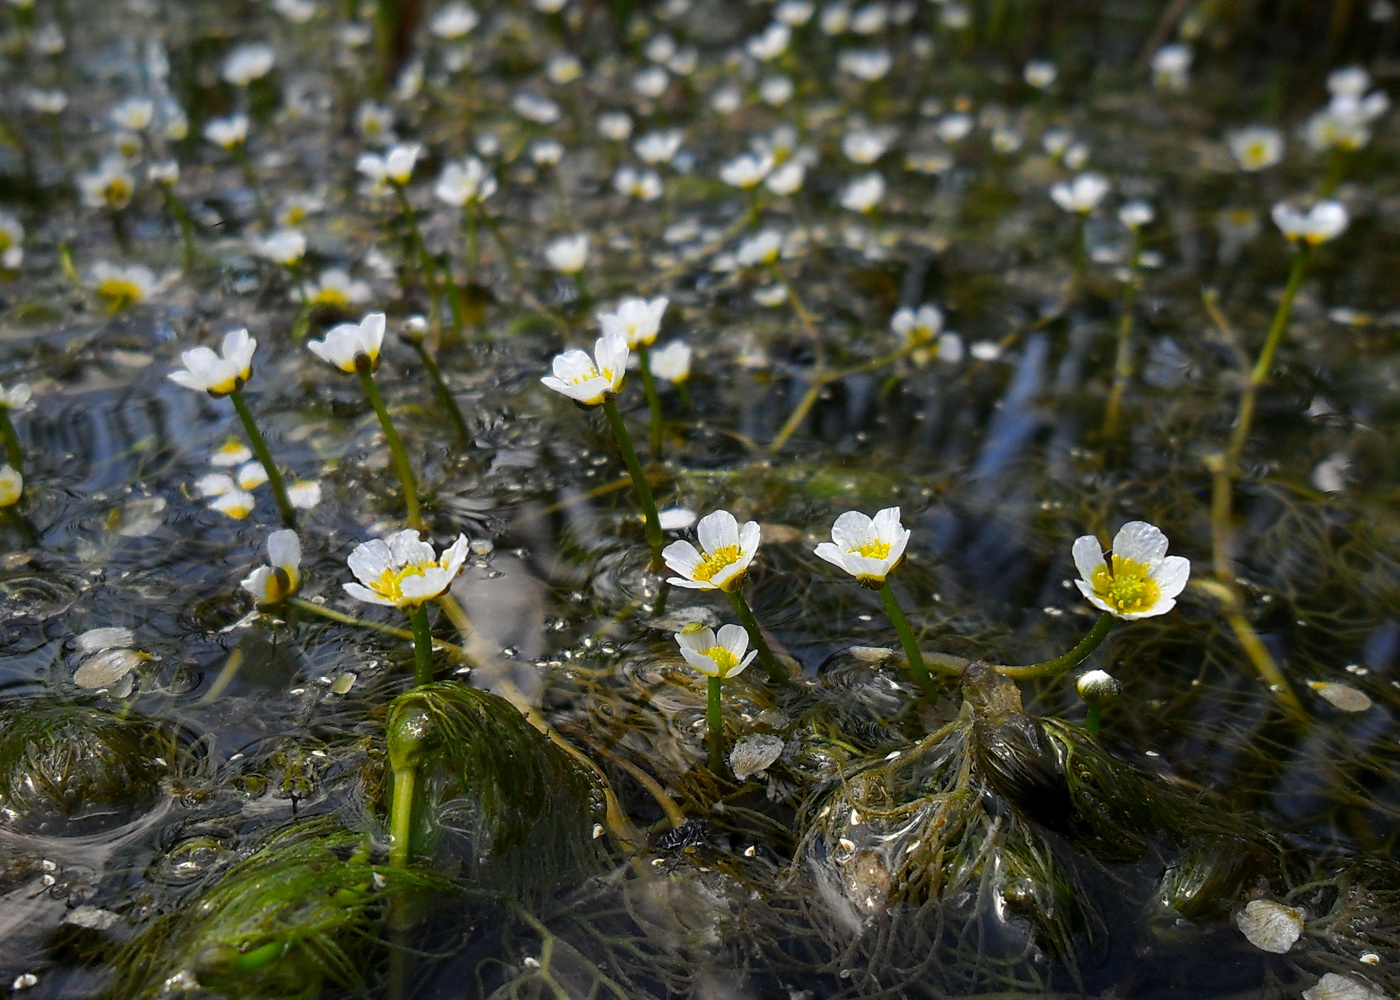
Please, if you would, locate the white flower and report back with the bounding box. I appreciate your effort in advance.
[1272,200,1348,245]
[547,53,582,84]
[1151,44,1191,92]
[288,479,323,509]
[78,157,135,210]
[24,88,68,114]
[676,624,757,679]
[241,529,302,605]
[1024,59,1057,88]
[1227,126,1284,172]
[210,438,251,466]
[0,465,20,507]
[711,85,743,115]
[91,262,157,312]
[663,509,760,592]
[1071,521,1190,620]
[223,43,275,86]
[596,110,633,140]
[839,172,885,213]
[545,234,590,274]
[650,341,692,383]
[1051,173,1109,213]
[774,0,814,24]
[430,2,479,38]
[753,284,788,307]
[736,230,783,267]
[147,160,180,187]
[613,166,663,201]
[633,66,669,99]
[251,229,306,265]
[210,490,256,519]
[764,160,806,195]
[514,92,561,124]
[634,130,683,165]
[0,381,32,410]
[814,507,910,586]
[838,48,891,81]
[1118,201,1154,230]
[306,269,372,309]
[720,152,773,189]
[308,312,387,373]
[1327,66,1370,98]
[891,304,943,344]
[0,213,23,269]
[168,328,257,397]
[541,333,628,407]
[203,113,249,149]
[357,143,421,186]
[747,22,790,61]
[529,139,565,167]
[236,462,268,491]
[356,101,396,145]
[938,113,974,143]
[842,128,889,165]
[759,75,794,106]
[598,296,668,348]
[110,97,154,132]
[344,529,470,610]
[434,157,497,207]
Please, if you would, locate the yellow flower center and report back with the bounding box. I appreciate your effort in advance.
[98,279,144,312]
[568,364,602,385]
[104,179,132,206]
[850,539,891,559]
[1244,141,1267,167]
[703,646,740,675]
[1091,556,1161,615]
[312,287,350,308]
[691,544,741,582]
[370,562,436,607]
[267,567,300,603]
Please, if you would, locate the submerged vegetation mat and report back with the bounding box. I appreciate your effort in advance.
[1,0,1399,997]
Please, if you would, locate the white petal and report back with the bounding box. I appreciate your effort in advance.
[400,569,450,602]
[1113,521,1169,566]
[737,519,761,557]
[241,566,273,600]
[814,541,848,571]
[1071,534,1106,583]
[1154,555,1191,600]
[387,529,435,568]
[267,529,301,569]
[729,650,757,678]
[344,581,395,606]
[675,627,717,653]
[697,509,739,554]
[679,646,720,675]
[438,534,471,577]
[717,623,750,659]
[662,539,702,578]
[830,510,874,549]
[668,577,715,590]
[348,538,393,585]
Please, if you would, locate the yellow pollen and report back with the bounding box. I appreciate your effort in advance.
[98,280,144,312]
[703,646,740,674]
[1090,555,1161,615]
[850,539,891,559]
[568,364,603,385]
[313,288,350,308]
[371,563,432,606]
[691,544,741,582]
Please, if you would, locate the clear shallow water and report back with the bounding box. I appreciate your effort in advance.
[1,1,1399,997]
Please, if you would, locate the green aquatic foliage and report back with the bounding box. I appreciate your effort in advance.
[106,817,450,1000]
[0,703,178,835]
[387,681,606,899]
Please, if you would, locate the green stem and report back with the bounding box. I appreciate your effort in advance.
[357,367,423,531]
[1101,231,1143,441]
[1085,704,1102,736]
[879,581,939,702]
[285,596,469,660]
[389,764,416,868]
[463,208,479,285]
[228,388,297,528]
[600,397,664,572]
[1070,214,1089,299]
[0,409,22,470]
[1227,246,1310,471]
[1001,612,1115,680]
[707,675,725,775]
[480,213,525,287]
[232,144,270,227]
[727,589,787,684]
[636,345,664,463]
[393,183,443,330]
[162,188,197,273]
[408,604,434,686]
[405,338,471,446]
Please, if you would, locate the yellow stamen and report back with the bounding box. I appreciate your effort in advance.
[1090,555,1161,615]
[371,563,429,605]
[703,646,740,675]
[98,280,144,312]
[691,544,741,582]
[850,539,891,559]
[313,288,350,308]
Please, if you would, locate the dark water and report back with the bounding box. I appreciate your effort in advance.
[1,1,1398,997]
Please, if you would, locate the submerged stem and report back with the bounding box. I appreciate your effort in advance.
[408,604,434,687]
[707,675,724,775]
[600,397,664,573]
[357,367,423,531]
[727,588,787,684]
[228,388,296,528]
[389,764,417,869]
[879,581,939,701]
[636,344,665,463]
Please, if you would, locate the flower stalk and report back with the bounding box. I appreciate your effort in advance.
[1101,229,1144,441]
[392,183,444,332]
[0,409,21,470]
[600,397,665,572]
[408,605,434,687]
[706,675,724,774]
[879,581,938,701]
[356,365,423,531]
[228,388,297,528]
[998,612,1114,680]
[635,344,665,462]
[726,589,785,684]
[404,337,471,447]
